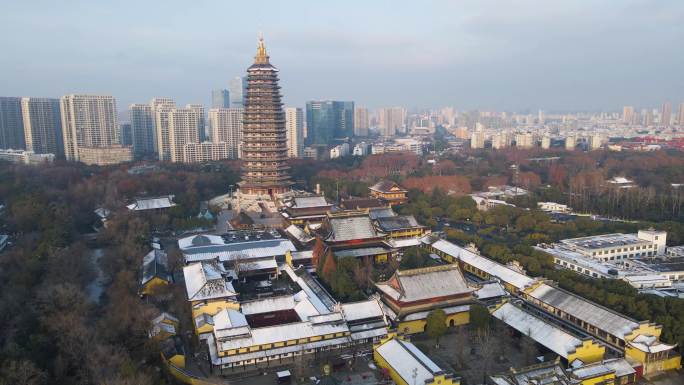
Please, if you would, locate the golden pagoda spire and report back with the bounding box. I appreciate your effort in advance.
[255,32,269,64]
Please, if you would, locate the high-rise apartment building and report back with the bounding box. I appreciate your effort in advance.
[679,102,684,125]
[60,95,131,165]
[491,132,510,149]
[186,104,206,141]
[239,36,292,196]
[152,98,176,161]
[354,106,369,136]
[129,103,156,158]
[378,107,406,137]
[212,89,230,109]
[119,123,132,146]
[209,107,243,159]
[470,130,485,149]
[515,133,535,149]
[0,97,25,150]
[168,107,202,163]
[20,97,63,156]
[622,106,634,125]
[565,136,576,150]
[305,100,354,146]
[285,107,304,158]
[229,77,247,108]
[661,102,672,126]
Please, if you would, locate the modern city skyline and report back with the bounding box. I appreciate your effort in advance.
[2,1,683,111]
[211,89,230,109]
[59,94,131,165]
[305,100,354,147]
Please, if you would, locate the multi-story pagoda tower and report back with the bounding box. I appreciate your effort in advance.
[238,35,292,197]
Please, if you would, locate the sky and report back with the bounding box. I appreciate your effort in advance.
[1,0,683,114]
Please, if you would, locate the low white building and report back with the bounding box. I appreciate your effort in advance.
[537,201,571,213]
[0,149,54,165]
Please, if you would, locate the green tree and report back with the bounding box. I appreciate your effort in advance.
[425,309,447,348]
[470,304,491,332]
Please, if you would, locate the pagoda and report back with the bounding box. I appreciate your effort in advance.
[238,35,292,197]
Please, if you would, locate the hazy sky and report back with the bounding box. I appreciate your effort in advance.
[2,0,683,113]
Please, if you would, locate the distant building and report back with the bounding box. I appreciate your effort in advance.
[0,97,25,150]
[329,142,349,159]
[60,94,129,165]
[152,98,176,161]
[589,134,603,150]
[21,97,63,156]
[182,142,231,163]
[354,106,369,136]
[229,76,246,108]
[492,132,510,149]
[623,105,635,125]
[285,107,304,158]
[305,100,354,146]
[77,145,132,165]
[353,142,370,156]
[211,89,230,108]
[378,107,406,137]
[168,107,202,162]
[515,132,535,148]
[541,135,551,149]
[129,103,156,158]
[302,146,318,160]
[537,201,571,213]
[565,135,576,150]
[209,108,242,159]
[470,130,485,149]
[678,102,684,126]
[661,101,672,126]
[0,149,54,165]
[119,123,132,146]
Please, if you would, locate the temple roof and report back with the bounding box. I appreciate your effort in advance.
[326,215,382,242]
[376,264,473,303]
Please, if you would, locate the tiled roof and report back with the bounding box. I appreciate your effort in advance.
[376,264,473,302]
[327,216,381,242]
[141,249,170,286]
[370,180,406,193]
[376,215,421,231]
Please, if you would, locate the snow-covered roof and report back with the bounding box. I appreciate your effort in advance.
[340,299,385,322]
[141,249,170,286]
[374,338,444,385]
[237,258,278,272]
[429,239,536,290]
[475,282,507,300]
[627,334,677,354]
[376,264,473,303]
[127,195,176,211]
[291,196,329,208]
[181,237,296,263]
[183,262,237,302]
[327,215,382,242]
[217,317,348,352]
[178,234,225,249]
[285,224,314,243]
[492,303,584,359]
[386,237,423,249]
[290,250,313,260]
[528,283,639,339]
